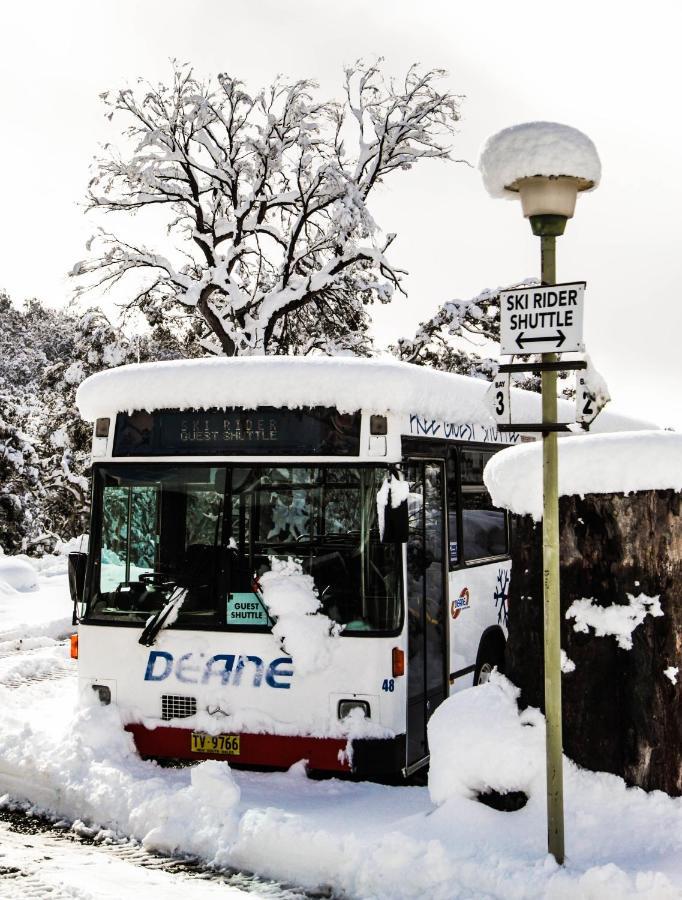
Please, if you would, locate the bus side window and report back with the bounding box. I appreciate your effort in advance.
[460,448,508,561]
[446,451,459,570]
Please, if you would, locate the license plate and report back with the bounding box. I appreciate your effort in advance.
[190,732,240,755]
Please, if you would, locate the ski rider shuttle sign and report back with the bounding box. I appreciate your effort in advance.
[500,282,586,355]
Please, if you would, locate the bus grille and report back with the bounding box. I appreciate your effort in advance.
[161,694,197,721]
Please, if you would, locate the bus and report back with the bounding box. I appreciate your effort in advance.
[66,356,601,779]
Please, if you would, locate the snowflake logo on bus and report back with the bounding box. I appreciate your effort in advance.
[494,568,510,628]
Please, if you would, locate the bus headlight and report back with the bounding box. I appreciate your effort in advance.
[92,684,111,705]
[338,699,370,720]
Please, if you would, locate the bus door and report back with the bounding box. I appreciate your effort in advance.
[405,460,448,768]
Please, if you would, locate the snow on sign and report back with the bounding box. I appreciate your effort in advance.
[499,282,586,355]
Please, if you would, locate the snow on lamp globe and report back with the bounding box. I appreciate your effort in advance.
[479,121,601,235]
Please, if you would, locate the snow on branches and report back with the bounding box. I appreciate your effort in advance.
[73,61,461,356]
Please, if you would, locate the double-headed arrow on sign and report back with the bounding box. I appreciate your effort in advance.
[515,330,566,350]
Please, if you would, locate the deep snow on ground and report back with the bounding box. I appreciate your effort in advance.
[0,555,681,900]
[0,552,74,646]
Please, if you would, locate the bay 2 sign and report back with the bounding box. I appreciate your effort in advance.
[500,282,586,355]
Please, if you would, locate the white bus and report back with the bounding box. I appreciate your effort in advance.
[67,356,626,779]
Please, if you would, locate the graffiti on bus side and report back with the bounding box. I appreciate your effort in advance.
[408,415,519,445]
[144,650,293,689]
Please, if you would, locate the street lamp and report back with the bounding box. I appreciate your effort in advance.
[480,122,601,866]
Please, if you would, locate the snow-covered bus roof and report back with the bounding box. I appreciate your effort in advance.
[75,356,655,434]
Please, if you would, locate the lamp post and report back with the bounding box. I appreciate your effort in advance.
[516,176,585,867]
[480,123,600,866]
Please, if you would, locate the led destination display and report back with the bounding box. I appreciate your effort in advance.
[112,406,361,456]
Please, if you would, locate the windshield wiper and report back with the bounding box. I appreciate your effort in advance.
[138,587,188,647]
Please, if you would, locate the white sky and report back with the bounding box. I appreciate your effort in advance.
[1,0,681,428]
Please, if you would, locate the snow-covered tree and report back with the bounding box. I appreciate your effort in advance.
[73,61,461,356]
[0,294,197,553]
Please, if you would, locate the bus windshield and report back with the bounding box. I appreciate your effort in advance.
[87,463,402,634]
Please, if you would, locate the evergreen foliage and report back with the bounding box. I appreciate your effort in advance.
[0,293,198,553]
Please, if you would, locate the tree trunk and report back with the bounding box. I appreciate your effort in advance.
[506,489,682,796]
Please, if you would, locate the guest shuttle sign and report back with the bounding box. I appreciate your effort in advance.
[499,282,586,355]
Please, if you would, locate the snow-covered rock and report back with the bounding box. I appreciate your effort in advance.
[479,121,601,199]
[484,430,682,520]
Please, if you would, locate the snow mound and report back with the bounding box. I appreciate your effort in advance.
[479,121,601,199]
[260,558,341,676]
[137,759,241,857]
[428,673,543,805]
[484,430,682,520]
[0,558,39,593]
[0,555,73,642]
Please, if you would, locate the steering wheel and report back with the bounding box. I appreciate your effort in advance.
[139,572,176,588]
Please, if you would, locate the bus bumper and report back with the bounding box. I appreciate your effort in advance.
[125,724,406,777]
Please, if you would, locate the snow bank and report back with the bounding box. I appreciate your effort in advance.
[484,430,682,520]
[1,573,681,898]
[259,558,341,676]
[479,121,601,198]
[566,593,663,650]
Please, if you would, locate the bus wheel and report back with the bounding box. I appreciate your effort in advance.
[474,633,505,686]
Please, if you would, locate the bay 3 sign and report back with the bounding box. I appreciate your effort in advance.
[500,282,586,355]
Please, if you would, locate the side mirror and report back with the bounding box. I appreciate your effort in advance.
[68,552,88,607]
[382,497,410,544]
